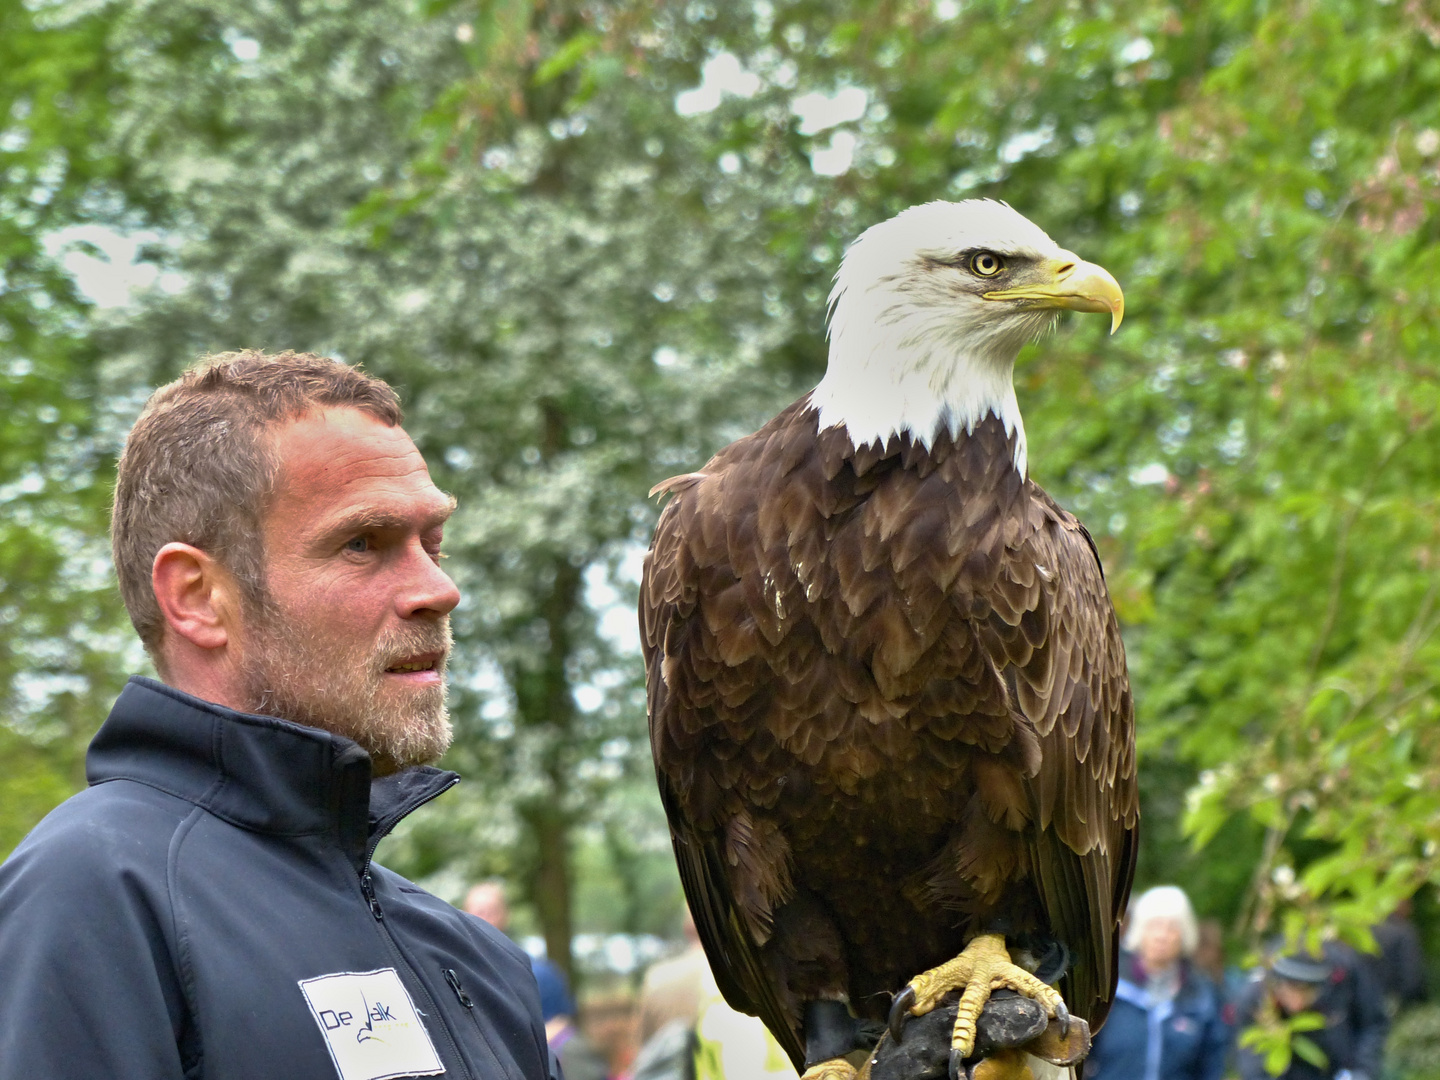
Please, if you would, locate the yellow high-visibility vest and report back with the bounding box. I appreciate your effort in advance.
[691,988,798,1080]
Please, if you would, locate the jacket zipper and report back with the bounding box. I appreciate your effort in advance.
[444,968,475,1008]
[358,875,524,1080]
[352,870,478,1080]
[444,965,529,1080]
[353,775,521,1080]
[350,774,483,1079]
[360,872,384,920]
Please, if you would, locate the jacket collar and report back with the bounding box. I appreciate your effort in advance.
[88,676,458,871]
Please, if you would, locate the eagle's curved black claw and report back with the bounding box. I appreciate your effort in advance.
[888,986,916,1042]
[1055,999,1071,1039]
[947,1050,964,1080]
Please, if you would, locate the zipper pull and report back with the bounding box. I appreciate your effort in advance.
[444,968,474,1008]
[360,872,384,920]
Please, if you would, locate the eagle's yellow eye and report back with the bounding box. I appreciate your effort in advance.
[970,251,1004,277]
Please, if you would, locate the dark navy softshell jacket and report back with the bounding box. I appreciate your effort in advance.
[0,677,559,1080]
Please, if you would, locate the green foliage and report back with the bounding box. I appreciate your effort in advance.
[1239,1007,1328,1078]
[1387,1004,1440,1080]
[0,0,144,857]
[0,722,75,856]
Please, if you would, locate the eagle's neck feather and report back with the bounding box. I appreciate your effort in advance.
[810,296,1029,477]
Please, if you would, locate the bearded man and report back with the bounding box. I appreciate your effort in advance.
[0,352,558,1080]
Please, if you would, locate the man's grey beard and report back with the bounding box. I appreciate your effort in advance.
[239,600,454,772]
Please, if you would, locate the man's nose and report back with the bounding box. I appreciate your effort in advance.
[397,543,461,619]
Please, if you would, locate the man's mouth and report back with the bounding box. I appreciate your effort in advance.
[384,654,443,675]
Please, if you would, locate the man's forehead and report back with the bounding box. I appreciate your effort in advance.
[267,407,453,526]
[271,407,423,475]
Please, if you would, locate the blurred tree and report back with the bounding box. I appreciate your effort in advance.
[0,0,143,857]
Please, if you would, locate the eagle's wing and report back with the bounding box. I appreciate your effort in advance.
[641,470,807,1065]
[1001,494,1139,1030]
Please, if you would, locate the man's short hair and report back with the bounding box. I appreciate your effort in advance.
[112,350,403,665]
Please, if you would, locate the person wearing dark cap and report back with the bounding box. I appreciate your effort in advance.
[1235,941,1389,1080]
[1367,899,1429,1013]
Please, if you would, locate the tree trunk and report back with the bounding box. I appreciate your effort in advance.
[514,551,584,986]
[526,799,574,986]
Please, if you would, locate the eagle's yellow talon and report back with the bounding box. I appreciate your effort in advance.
[895,934,1066,1060]
[801,1058,859,1080]
[971,1048,1036,1080]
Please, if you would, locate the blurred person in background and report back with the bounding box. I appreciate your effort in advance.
[1366,898,1428,1016]
[638,908,708,1045]
[535,970,610,1080]
[576,991,640,1080]
[1235,943,1388,1080]
[631,902,796,1080]
[1193,917,1248,1023]
[632,907,707,1080]
[690,960,797,1080]
[465,880,610,1080]
[1084,885,1230,1080]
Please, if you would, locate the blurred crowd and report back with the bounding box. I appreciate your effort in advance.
[1083,888,1428,1080]
[461,881,1432,1080]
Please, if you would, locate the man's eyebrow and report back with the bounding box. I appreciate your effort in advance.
[320,496,457,539]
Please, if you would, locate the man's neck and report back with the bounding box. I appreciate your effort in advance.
[158,654,250,715]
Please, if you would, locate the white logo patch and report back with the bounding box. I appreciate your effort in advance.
[299,968,445,1080]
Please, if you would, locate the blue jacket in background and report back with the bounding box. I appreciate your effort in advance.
[1084,954,1231,1080]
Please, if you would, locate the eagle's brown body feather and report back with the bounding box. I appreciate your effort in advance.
[642,397,1138,1071]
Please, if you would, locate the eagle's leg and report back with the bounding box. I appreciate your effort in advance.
[763,889,871,1080]
[797,1000,876,1080]
[887,934,1067,1066]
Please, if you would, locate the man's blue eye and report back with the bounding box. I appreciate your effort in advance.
[346,537,369,553]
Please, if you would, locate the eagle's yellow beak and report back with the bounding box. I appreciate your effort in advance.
[983,254,1125,334]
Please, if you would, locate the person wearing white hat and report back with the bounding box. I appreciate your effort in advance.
[1084,886,1231,1080]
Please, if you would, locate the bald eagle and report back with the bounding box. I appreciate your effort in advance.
[641,201,1137,1080]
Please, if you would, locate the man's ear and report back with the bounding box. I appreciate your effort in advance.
[151,543,241,652]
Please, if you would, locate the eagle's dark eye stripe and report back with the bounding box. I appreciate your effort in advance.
[926,249,1017,274]
[924,253,972,270]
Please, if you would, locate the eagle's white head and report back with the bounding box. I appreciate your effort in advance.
[810,199,1124,477]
